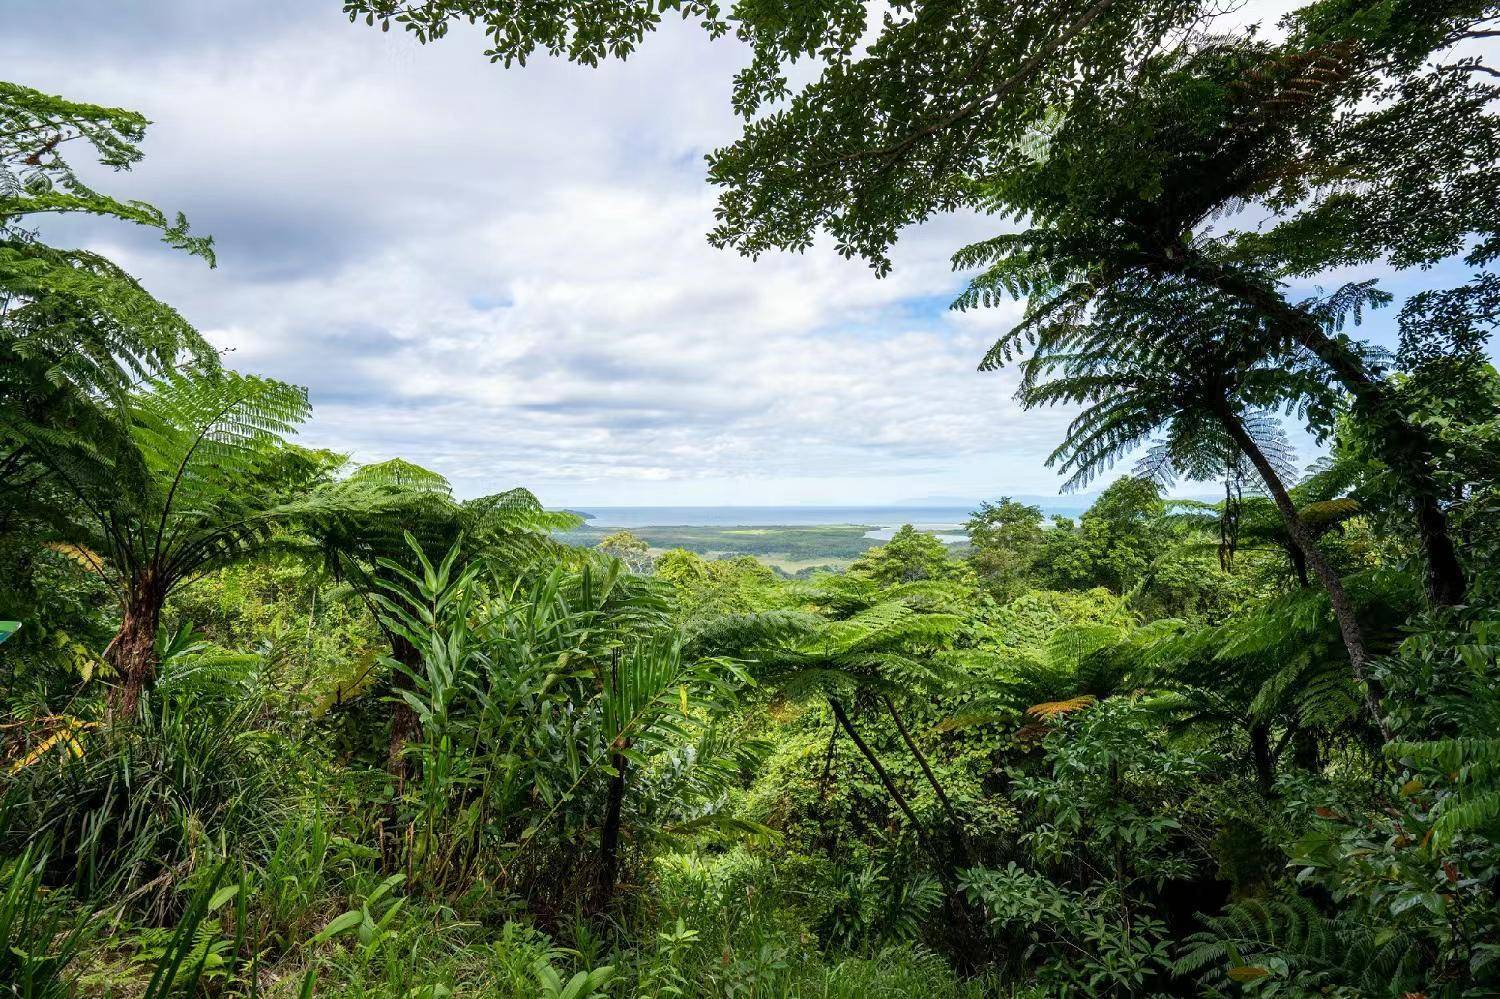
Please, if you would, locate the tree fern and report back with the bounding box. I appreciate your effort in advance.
[1175,895,1343,982]
[28,371,321,713]
[1176,893,1426,995]
[2,80,217,507]
[1388,735,1500,846]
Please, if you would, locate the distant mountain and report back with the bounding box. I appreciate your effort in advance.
[894,490,1223,511]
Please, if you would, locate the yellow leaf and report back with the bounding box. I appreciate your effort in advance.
[8,731,67,774]
[5,717,94,774]
[1228,966,1272,983]
[1026,695,1096,719]
[44,543,109,577]
[1401,778,1424,797]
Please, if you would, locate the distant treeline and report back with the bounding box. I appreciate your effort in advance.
[560,523,886,561]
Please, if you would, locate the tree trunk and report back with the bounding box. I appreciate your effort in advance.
[1413,493,1467,606]
[1249,722,1275,795]
[827,697,953,884]
[1219,478,1241,572]
[1217,403,1392,741]
[387,634,423,790]
[595,647,630,913]
[1290,727,1322,772]
[816,723,841,852]
[879,692,973,867]
[1286,540,1311,589]
[595,746,629,913]
[817,722,839,804]
[1184,257,1467,606]
[105,572,166,720]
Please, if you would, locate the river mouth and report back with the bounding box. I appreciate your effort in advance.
[862,523,968,544]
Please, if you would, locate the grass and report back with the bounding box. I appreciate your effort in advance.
[753,555,859,574]
[38,847,984,998]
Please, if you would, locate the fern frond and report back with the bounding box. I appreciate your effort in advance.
[1026,695,1096,720]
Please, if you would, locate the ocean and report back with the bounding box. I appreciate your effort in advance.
[572,506,976,528]
[569,501,1093,534]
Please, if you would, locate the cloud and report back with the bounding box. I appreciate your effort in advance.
[2,0,1366,505]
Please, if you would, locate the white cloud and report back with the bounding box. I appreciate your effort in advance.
[2,0,1347,506]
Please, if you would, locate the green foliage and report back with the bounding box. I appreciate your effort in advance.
[848,525,961,585]
[7,395,1499,998]
[533,957,613,999]
[0,76,214,420]
[962,863,1175,995]
[656,548,783,625]
[298,458,578,585]
[966,499,1046,601]
[824,860,943,950]
[596,529,653,574]
[42,370,317,601]
[1,79,216,528]
[703,571,963,701]
[0,845,89,998]
[6,658,298,912]
[0,80,212,257]
[1175,894,1415,996]
[354,539,749,901]
[5,4,1500,994]
[997,479,1237,619]
[346,1,1212,273]
[19,370,328,710]
[956,700,1214,994]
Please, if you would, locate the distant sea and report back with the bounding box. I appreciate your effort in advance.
[569,502,1094,538]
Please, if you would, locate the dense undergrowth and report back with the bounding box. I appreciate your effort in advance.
[6,468,1500,996]
[5,0,1500,994]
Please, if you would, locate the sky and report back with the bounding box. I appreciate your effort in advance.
[2,0,1467,507]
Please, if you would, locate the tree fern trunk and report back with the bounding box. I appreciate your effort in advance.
[595,746,629,913]
[827,696,992,963]
[816,723,841,852]
[1217,403,1392,741]
[1291,727,1322,772]
[879,692,973,867]
[386,634,423,790]
[1287,541,1311,589]
[595,647,629,913]
[827,696,953,884]
[1184,256,1467,607]
[1249,722,1275,794]
[105,570,166,720]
